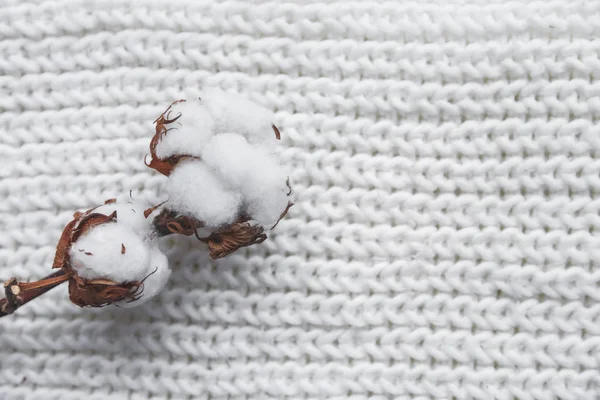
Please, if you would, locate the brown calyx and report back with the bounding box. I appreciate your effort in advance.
[153,208,205,238]
[152,208,265,259]
[145,99,200,176]
[199,219,267,259]
[68,275,143,308]
[152,199,293,260]
[52,205,146,308]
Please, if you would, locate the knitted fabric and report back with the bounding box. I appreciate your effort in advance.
[1,1,600,399]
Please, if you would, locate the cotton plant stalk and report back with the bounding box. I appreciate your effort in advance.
[0,89,293,318]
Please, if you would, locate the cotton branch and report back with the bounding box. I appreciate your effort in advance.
[0,88,294,319]
[0,270,69,318]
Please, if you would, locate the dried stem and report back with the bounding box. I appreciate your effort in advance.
[0,270,68,318]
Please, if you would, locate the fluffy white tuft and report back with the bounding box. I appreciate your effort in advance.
[155,100,216,159]
[70,223,152,283]
[202,133,290,228]
[201,88,276,146]
[200,133,255,189]
[166,159,242,228]
[118,247,171,308]
[242,147,290,228]
[93,202,154,238]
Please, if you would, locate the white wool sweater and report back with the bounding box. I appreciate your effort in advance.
[0,1,599,399]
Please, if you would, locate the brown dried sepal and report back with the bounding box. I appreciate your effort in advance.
[199,221,267,259]
[144,200,168,219]
[271,201,294,230]
[68,275,142,308]
[145,99,200,176]
[154,209,266,258]
[272,124,281,140]
[52,209,117,270]
[153,208,205,238]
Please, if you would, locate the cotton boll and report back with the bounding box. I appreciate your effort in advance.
[70,223,151,283]
[118,247,170,307]
[201,88,275,146]
[166,159,242,228]
[155,100,216,159]
[93,202,154,238]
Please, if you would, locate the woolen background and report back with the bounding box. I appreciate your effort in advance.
[1,1,599,399]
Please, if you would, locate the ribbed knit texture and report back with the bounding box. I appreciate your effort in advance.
[1,1,599,399]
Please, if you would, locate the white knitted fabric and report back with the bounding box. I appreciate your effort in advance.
[1,1,599,399]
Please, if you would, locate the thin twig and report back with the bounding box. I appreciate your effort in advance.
[0,270,68,318]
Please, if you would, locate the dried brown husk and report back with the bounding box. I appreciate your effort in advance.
[152,208,205,238]
[201,200,293,259]
[145,100,200,176]
[270,201,294,230]
[68,275,143,307]
[199,220,267,259]
[53,204,146,308]
[152,208,265,259]
[151,196,293,260]
[144,200,168,218]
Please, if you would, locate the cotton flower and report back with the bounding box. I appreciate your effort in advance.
[145,89,294,258]
[54,200,170,308]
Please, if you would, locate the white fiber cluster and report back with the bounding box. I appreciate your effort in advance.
[166,160,242,227]
[158,89,290,229]
[202,134,289,227]
[154,101,215,159]
[92,202,155,238]
[201,88,276,147]
[69,202,170,307]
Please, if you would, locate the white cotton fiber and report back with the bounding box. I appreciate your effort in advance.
[240,146,290,228]
[166,159,242,228]
[200,133,255,189]
[201,134,290,228]
[201,88,276,146]
[93,202,154,238]
[70,223,151,283]
[155,100,216,159]
[118,247,170,308]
